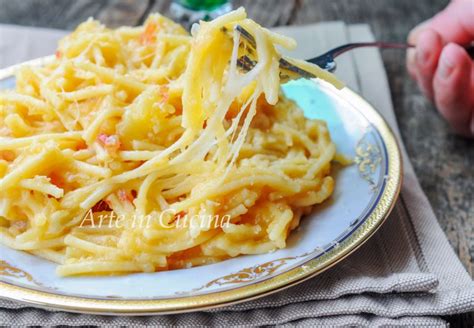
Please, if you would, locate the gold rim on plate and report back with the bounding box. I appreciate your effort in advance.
[0,57,403,315]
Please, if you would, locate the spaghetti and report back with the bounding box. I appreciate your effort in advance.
[0,8,341,276]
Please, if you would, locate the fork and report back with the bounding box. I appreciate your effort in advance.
[235,25,474,79]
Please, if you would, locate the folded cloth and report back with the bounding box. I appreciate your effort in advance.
[0,22,473,327]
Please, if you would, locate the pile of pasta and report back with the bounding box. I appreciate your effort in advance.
[0,8,339,276]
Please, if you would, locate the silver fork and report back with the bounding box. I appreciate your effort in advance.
[235,25,474,79]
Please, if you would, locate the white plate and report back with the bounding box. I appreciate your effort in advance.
[0,58,402,314]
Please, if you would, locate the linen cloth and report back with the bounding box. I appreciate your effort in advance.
[0,22,473,327]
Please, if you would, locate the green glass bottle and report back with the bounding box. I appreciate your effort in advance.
[170,0,232,29]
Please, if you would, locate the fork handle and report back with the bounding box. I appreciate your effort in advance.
[321,41,474,59]
[307,42,414,71]
[329,42,414,58]
[308,41,474,71]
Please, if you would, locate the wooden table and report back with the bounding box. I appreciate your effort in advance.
[1,0,472,325]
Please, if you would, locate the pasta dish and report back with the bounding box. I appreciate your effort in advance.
[0,8,341,276]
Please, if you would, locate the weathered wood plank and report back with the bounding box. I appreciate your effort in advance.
[146,0,173,19]
[0,0,148,29]
[97,0,149,27]
[233,0,297,27]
